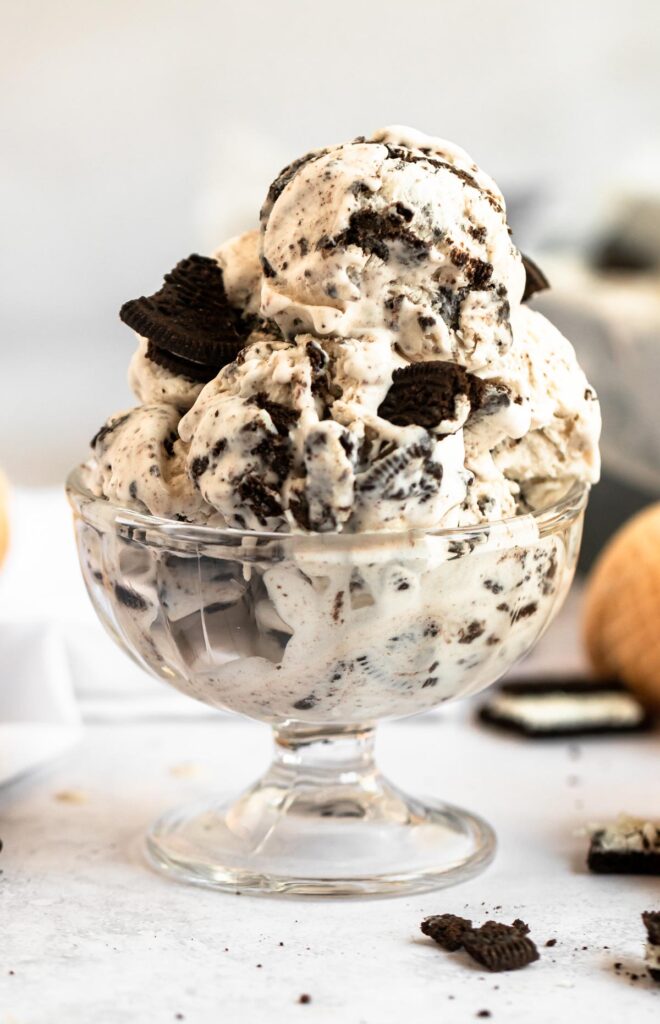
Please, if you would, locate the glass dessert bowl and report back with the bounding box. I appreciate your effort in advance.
[67,466,588,896]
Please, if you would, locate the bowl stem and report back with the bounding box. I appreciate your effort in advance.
[145,721,495,896]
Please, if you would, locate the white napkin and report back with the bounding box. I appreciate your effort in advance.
[0,623,82,787]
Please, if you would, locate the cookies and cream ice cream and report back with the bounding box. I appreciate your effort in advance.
[71,126,598,724]
[83,126,599,533]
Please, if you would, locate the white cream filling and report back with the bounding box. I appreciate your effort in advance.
[591,816,660,853]
[489,692,644,730]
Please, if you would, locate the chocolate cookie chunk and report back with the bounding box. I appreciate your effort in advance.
[588,819,660,875]
[120,254,249,372]
[521,253,550,302]
[462,921,539,972]
[251,393,299,436]
[377,361,509,430]
[324,206,430,264]
[145,340,221,383]
[421,914,472,951]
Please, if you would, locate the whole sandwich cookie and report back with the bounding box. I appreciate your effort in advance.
[120,254,252,383]
[477,676,653,738]
[587,816,660,875]
[584,502,660,711]
[643,911,660,982]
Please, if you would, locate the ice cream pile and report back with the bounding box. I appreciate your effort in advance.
[84,126,600,533]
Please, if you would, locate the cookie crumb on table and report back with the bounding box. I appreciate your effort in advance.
[54,789,89,804]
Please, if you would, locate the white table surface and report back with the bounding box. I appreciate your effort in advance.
[0,489,659,1023]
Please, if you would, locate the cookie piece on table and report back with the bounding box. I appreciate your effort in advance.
[643,911,660,982]
[462,921,539,973]
[588,817,660,875]
[420,915,538,972]
[477,677,653,738]
[421,914,472,951]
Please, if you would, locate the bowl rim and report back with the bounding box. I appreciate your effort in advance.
[66,463,590,547]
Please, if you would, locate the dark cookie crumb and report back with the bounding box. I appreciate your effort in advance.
[511,601,538,622]
[449,247,493,288]
[421,914,472,951]
[511,919,530,935]
[252,393,299,436]
[293,695,318,711]
[289,491,311,531]
[114,584,147,611]
[298,994,312,1004]
[163,431,177,459]
[237,475,283,525]
[252,434,292,485]
[459,620,485,644]
[190,455,209,481]
[462,921,539,972]
[260,256,276,278]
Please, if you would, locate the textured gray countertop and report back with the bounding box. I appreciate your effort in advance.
[1,712,658,1023]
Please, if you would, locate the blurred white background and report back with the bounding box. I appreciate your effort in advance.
[2,0,660,484]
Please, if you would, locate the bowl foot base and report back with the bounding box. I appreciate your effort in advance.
[144,727,495,896]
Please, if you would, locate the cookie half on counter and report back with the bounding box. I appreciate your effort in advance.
[477,677,653,738]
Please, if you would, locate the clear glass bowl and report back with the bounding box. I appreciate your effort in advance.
[67,466,588,896]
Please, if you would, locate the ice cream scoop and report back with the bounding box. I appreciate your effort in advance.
[83,125,600,534]
[260,126,525,371]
